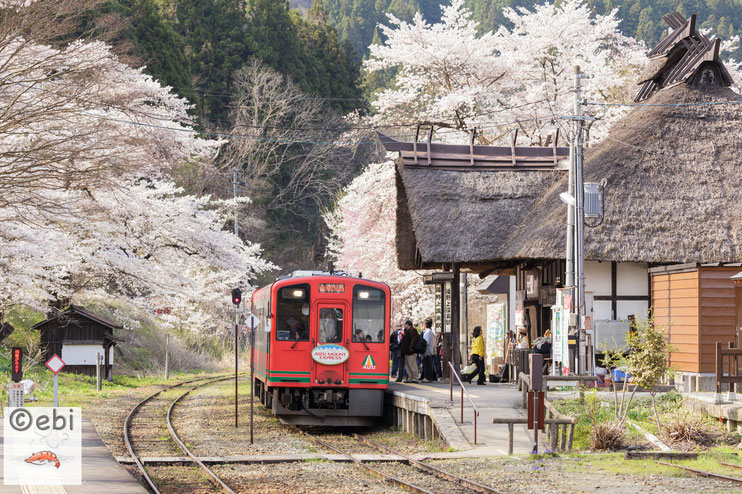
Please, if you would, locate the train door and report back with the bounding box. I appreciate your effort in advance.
[311,302,349,386]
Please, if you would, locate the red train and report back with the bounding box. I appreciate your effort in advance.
[251,271,391,426]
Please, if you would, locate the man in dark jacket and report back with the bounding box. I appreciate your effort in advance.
[399,320,419,383]
[390,326,406,381]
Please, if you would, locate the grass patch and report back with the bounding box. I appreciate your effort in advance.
[551,389,737,451]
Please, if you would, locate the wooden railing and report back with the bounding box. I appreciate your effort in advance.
[448,361,480,444]
[716,342,742,404]
[512,372,579,454]
[519,372,598,406]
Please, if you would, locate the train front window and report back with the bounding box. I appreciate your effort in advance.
[352,286,385,343]
[276,284,310,341]
[319,308,343,343]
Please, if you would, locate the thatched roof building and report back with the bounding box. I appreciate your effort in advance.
[390,13,742,273]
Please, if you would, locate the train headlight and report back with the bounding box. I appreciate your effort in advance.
[291,289,304,298]
[358,291,370,299]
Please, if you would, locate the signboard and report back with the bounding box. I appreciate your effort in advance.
[553,288,571,374]
[3,407,82,485]
[444,282,452,331]
[11,347,22,382]
[434,284,443,332]
[311,344,349,365]
[486,303,506,359]
[45,355,65,375]
[514,290,525,327]
[8,382,23,408]
[246,314,260,329]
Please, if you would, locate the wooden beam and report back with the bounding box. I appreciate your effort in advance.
[612,261,617,320]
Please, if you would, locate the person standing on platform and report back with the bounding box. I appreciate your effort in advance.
[391,326,406,382]
[466,326,486,385]
[400,320,419,383]
[421,318,437,382]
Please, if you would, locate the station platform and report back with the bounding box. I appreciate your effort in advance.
[0,418,146,494]
[387,380,543,455]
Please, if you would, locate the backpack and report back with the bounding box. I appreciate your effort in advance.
[413,334,427,354]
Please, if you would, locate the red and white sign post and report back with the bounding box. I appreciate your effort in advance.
[46,354,66,407]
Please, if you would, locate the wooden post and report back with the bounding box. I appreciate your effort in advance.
[560,424,567,451]
[507,423,514,455]
[95,353,101,392]
[567,423,575,451]
[550,423,558,451]
[716,342,723,404]
[452,264,461,374]
[729,342,737,402]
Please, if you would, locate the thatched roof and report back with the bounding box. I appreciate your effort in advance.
[395,83,742,271]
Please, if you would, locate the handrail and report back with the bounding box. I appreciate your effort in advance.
[448,361,480,444]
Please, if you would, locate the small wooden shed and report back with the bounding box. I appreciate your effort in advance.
[32,305,122,380]
[650,265,740,376]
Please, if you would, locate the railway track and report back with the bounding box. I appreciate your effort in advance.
[123,375,236,494]
[300,430,506,494]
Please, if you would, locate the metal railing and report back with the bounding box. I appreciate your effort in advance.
[448,361,480,444]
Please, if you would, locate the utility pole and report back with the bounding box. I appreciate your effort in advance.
[565,72,576,376]
[572,66,590,375]
[460,273,468,365]
[232,167,241,428]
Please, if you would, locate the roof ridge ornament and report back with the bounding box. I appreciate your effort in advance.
[636,12,733,102]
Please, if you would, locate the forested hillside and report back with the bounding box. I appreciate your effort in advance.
[320,0,742,58]
[84,0,367,275]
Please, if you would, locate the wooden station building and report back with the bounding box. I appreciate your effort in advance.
[32,305,121,380]
[381,13,742,390]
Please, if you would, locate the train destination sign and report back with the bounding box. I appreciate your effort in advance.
[319,283,345,293]
[311,344,349,365]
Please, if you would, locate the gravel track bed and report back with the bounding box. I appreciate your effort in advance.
[366,460,477,494]
[129,386,195,458]
[211,462,406,494]
[171,379,319,456]
[426,457,741,494]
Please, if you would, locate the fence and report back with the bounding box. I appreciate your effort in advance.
[716,342,742,404]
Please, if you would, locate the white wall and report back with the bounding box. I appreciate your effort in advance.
[585,261,611,295]
[617,300,649,320]
[593,300,612,321]
[617,262,649,296]
[585,261,648,320]
[61,344,113,365]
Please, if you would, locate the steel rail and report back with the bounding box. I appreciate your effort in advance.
[299,430,434,494]
[719,461,742,471]
[655,461,742,484]
[167,377,236,494]
[122,375,231,494]
[352,434,505,494]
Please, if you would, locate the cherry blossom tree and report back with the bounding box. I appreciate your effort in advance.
[325,158,433,323]
[0,0,276,334]
[365,0,645,146]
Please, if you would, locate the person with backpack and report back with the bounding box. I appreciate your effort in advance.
[399,320,419,383]
[390,326,406,382]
